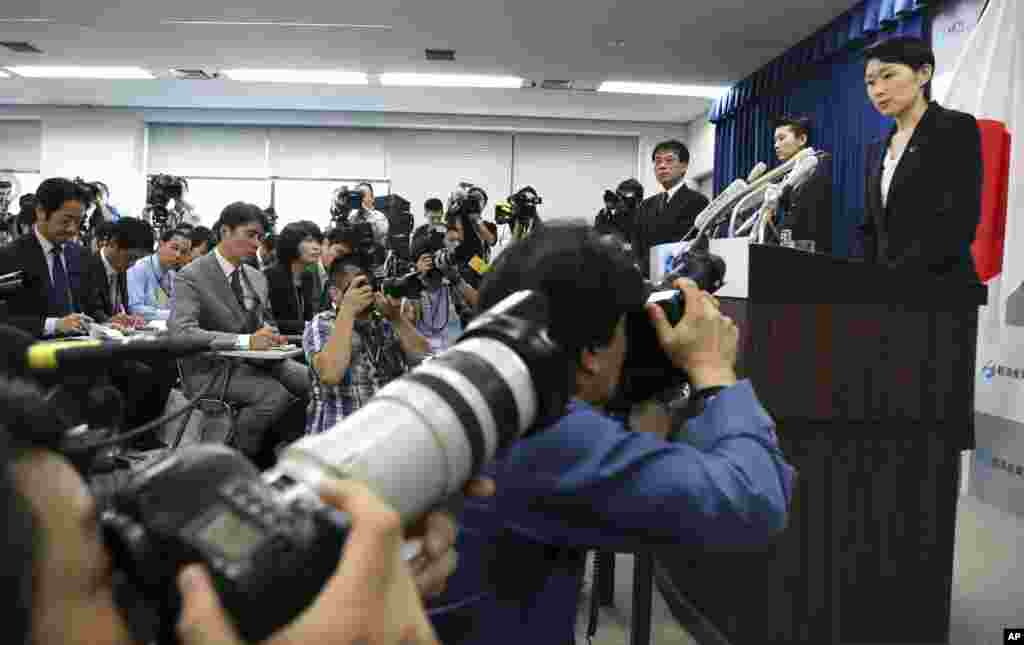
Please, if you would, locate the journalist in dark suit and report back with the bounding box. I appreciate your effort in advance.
[264,221,323,336]
[84,217,183,433]
[633,140,710,277]
[860,37,982,281]
[0,178,103,338]
[169,203,310,462]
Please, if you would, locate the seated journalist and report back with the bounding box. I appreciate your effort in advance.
[428,223,797,644]
[0,374,495,645]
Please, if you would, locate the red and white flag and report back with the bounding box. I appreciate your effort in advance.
[943,0,1022,324]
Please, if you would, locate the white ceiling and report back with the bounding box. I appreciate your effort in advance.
[0,0,858,123]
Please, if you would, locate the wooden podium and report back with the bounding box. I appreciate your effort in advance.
[653,242,986,644]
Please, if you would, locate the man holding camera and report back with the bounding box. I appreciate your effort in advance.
[408,227,480,354]
[348,183,390,246]
[0,372,494,645]
[594,178,643,250]
[303,257,429,435]
[429,224,795,644]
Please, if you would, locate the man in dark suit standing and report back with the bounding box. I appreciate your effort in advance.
[633,141,710,278]
[0,178,103,337]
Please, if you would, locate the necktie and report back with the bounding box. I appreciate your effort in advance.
[156,271,170,306]
[109,274,120,314]
[230,268,246,310]
[659,191,670,217]
[50,246,71,316]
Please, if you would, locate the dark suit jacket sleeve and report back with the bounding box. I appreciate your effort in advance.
[0,241,44,336]
[787,160,833,254]
[82,252,112,323]
[893,112,982,272]
[72,248,105,324]
[264,266,303,335]
[860,142,881,263]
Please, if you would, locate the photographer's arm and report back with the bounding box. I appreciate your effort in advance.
[378,294,429,357]
[311,310,356,387]
[455,280,479,308]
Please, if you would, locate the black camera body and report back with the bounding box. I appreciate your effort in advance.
[496,186,542,226]
[104,445,347,645]
[330,186,364,220]
[612,235,726,410]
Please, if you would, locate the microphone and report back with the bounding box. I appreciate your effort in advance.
[14,333,236,372]
[746,162,768,183]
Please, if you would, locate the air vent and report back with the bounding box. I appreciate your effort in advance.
[425,49,455,61]
[540,79,573,90]
[0,42,44,54]
[170,69,219,80]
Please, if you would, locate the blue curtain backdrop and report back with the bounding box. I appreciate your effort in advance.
[709,0,931,258]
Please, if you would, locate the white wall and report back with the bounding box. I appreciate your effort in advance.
[1,107,148,218]
[0,104,688,225]
[683,115,716,193]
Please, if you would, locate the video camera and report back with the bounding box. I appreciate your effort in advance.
[330,185,386,272]
[447,183,488,222]
[145,175,189,236]
[95,290,572,644]
[496,186,542,227]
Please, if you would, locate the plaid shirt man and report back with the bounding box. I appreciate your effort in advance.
[303,307,404,435]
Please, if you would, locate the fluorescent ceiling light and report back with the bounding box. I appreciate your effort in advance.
[162,19,392,30]
[0,18,53,23]
[223,69,368,85]
[6,66,154,79]
[380,73,524,89]
[598,81,729,99]
[0,70,10,78]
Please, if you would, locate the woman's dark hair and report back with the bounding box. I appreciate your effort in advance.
[276,221,324,267]
[651,140,691,164]
[864,36,936,97]
[0,376,74,645]
[772,114,813,144]
[159,227,189,244]
[218,202,267,233]
[34,177,89,216]
[188,226,213,251]
[424,197,444,213]
[478,222,644,363]
[106,217,155,252]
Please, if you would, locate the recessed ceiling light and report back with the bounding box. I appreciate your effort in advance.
[6,66,155,80]
[222,69,369,85]
[0,70,10,79]
[598,81,728,99]
[379,73,524,89]
[608,40,626,48]
[161,19,392,30]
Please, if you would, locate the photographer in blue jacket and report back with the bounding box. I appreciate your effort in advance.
[429,223,796,644]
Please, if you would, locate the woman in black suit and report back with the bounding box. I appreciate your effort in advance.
[860,36,982,281]
[264,221,323,336]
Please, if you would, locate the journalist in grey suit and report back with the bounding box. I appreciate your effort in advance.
[169,203,310,460]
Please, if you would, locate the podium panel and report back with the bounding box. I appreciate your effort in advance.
[654,244,985,644]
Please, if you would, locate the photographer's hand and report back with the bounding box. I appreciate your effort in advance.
[647,278,738,391]
[338,275,374,318]
[177,478,443,645]
[407,477,496,598]
[416,253,434,276]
